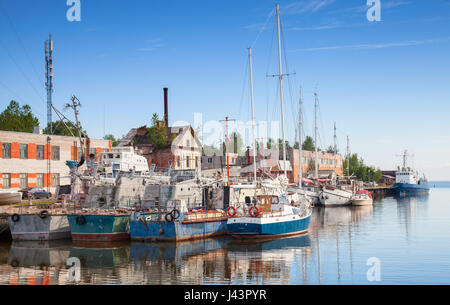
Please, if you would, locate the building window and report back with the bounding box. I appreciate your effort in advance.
[37,145,45,160]
[2,174,11,189]
[52,173,60,187]
[2,143,11,159]
[20,173,28,189]
[37,174,44,187]
[195,157,198,167]
[20,144,28,159]
[186,156,190,168]
[186,140,190,147]
[177,156,181,167]
[208,157,212,163]
[52,146,60,161]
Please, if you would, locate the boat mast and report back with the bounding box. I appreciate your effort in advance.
[248,47,258,184]
[334,122,337,186]
[314,91,319,184]
[346,136,350,177]
[275,3,287,177]
[298,86,303,188]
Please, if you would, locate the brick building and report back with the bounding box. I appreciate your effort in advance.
[0,130,111,191]
[241,147,343,183]
[118,88,202,172]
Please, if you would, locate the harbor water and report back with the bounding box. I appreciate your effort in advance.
[1,185,450,285]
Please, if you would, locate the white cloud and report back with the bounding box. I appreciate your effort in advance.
[282,0,336,15]
[290,38,445,52]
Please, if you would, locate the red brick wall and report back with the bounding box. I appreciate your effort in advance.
[28,143,37,159]
[10,173,20,188]
[11,142,20,159]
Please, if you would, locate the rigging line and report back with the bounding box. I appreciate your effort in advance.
[0,38,45,103]
[250,7,275,49]
[0,0,44,88]
[265,16,277,137]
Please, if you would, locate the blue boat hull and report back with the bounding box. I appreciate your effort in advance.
[227,215,311,239]
[393,183,430,196]
[130,219,227,242]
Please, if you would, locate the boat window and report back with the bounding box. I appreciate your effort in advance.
[245,196,251,204]
[115,154,121,158]
[271,196,279,204]
[108,154,113,158]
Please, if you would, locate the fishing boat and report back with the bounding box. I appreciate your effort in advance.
[319,185,353,206]
[351,190,373,206]
[67,210,130,242]
[0,191,22,206]
[227,194,312,239]
[393,150,430,196]
[8,209,71,241]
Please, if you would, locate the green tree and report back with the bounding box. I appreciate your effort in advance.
[302,136,315,151]
[44,120,86,137]
[326,145,338,154]
[278,139,291,150]
[104,134,119,147]
[147,121,167,149]
[293,141,300,149]
[0,100,39,133]
[266,138,274,149]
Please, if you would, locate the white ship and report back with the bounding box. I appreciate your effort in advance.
[100,146,149,174]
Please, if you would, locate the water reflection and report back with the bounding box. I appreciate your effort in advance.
[0,191,444,285]
[227,235,311,284]
[4,240,71,285]
[130,238,230,284]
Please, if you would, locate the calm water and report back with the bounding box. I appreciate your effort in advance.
[1,186,450,285]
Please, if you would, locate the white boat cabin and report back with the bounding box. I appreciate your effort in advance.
[101,147,149,173]
[395,170,418,184]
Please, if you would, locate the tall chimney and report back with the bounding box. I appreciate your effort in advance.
[164,88,168,127]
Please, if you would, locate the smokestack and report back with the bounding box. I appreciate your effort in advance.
[164,88,168,127]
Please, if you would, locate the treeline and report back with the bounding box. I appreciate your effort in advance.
[344,153,382,183]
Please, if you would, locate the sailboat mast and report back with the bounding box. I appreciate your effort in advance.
[314,91,319,184]
[275,3,287,177]
[334,122,337,186]
[298,87,303,188]
[248,47,257,184]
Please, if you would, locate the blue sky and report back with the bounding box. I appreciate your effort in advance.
[1,0,450,180]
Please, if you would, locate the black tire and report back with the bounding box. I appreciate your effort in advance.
[171,209,180,220]
[11,214,20,222]
[39,210,49,219]
[165,213,173,222]
[76,215,87,225]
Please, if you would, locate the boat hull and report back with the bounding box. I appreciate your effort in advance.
[319,188,352,206]
[351,198,373,206]
[8,214,71,241]
[393,183,430,196]
[68,214,130,242]
[226,214,311,239]
[130,218,227,242]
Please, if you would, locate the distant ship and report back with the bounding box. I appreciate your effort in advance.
[393,150,430,196]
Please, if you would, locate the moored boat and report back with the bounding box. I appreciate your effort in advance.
[319,185,353,207]
[351,190,373,206]
[8,210,71,241]
[227,194,312,239]
[130,207,228,242]
[67,211,130,242]
[393,150,430,196]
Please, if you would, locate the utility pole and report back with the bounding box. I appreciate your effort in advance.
[346,136,350,178]
[45,34,53,192]
[220,117,235,186]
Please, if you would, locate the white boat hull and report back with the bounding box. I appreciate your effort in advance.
[319,187,352,206]
[0,192,22,206]
[351,197,373,206]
